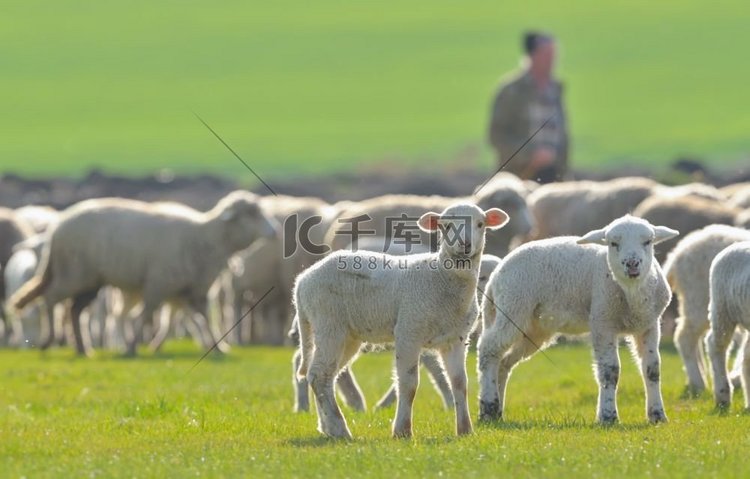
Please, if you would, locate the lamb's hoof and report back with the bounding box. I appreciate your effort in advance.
[392,420,413,439]
[648,409,668,424]
[597,412,619,425]
[392,429,412,439]
[478,399,502,423]
[680,385,705,399]
[456,421,474,436]
[323,429,353,441]
[714,400,731,413]
[215,341,231,354]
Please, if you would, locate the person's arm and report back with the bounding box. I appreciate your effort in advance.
[488,84,532,172]
[555,82,570,177]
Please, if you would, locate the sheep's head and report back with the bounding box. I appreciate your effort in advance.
[474,183,534,239]
[578,215,678,282]
[215,191,279,251]
[418,203,509,261]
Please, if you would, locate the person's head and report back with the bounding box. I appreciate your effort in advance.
[523,31,555,77]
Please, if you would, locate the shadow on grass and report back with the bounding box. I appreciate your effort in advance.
[679,385,710,400]
[286,436,354,448]
[477,417,654,432]
[36,348,241,365]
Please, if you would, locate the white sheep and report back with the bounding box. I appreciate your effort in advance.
[11,191,277,357]
[373,253,503,410]
[527,177,660,239]
[477,215,678,424]
[295,203,509,439]
[663,225,750,395]
[325,175,532,258]
[707,241,750,409]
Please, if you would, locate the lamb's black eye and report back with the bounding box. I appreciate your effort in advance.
[643,240,652,247]
[610,242,619,248]
[478,222,484,228]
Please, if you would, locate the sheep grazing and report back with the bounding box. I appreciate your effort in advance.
[663,225,750,395]
[11,191,277,357]
[633,195,740,265]
[325,174,532,258]
[477,215,678,424]
[707,241,750,409]
[295,203,509,439]
[527,177,660,239]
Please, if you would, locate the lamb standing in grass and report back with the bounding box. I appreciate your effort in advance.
[663,225,750,395]
[477,215,678,424]
[707,241,750,410]
[11,191,277,356]
[373,253,503,410]
[295,203,509,439]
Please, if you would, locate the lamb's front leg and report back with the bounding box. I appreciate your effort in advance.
[633,326,668,423]
[439,340,472,435]
[591,328,620,424]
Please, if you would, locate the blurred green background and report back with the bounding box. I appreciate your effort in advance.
[2,0,749,179]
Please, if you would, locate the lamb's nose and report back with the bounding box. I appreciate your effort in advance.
[625,258,640,268]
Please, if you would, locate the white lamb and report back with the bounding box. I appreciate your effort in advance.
[373,253,503,410]
[477,215,678,424]
[663,225,750,395]
[295,203,509,439]
[707,241,750,409]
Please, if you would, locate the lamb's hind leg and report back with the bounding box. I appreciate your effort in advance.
[477,311,526,422]
[708,318,737,410]
[422,351,454,410]
[376,352,452,411]
[292,348,310,412]
[336,367,367,412]
[495,331,553,420]
[674,316,708,396]
[335,339,366,411]
[308,331,352,439]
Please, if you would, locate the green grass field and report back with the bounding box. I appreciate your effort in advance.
[3,1,749,180]
[2,341,749,478]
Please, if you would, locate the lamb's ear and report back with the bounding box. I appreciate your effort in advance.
[653,226,679,244]
[417,212,441,233]
[485,208,509,230]
[577,228,607,245]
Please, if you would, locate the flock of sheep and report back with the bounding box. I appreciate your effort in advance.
[3,172,750,439]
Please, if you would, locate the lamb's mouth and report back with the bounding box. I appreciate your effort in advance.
[626,268,640,279]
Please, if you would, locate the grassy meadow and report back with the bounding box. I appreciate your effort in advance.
[2,1,749,180]
[2,341,749,478]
